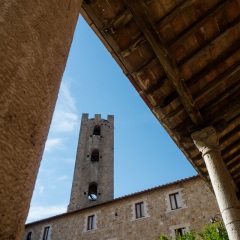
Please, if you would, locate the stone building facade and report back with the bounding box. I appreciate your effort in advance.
[23,115,220,239]
[23,176,220,240]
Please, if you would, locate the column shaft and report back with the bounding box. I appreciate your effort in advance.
[192,127,240,240]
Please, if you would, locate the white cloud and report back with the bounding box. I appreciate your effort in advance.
[51,79,79,133]
[39,168,55,176]
[56,175,68,181]
[60,80,76,111]
[63,158,75,165]
[26,205,67,223]
[35,181,45,195]
[45,138,64,152]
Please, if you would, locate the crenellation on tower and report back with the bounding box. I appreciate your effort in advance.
[68,113,114,212]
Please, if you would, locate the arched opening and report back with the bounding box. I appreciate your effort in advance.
[93,125,101,135]
[88,182,98,200]
[91,149,99,162]
[26,231,32,240]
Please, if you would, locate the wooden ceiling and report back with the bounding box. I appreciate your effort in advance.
[81,0,240,196]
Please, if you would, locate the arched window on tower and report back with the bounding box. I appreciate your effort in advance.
[93,125,101,135]
[91,149,99,162]
[26,231,32,240]
[88,182,97,200]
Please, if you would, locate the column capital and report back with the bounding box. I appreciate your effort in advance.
[191,126,219,156]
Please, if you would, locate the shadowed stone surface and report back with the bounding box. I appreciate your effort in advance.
[0,1,81,238]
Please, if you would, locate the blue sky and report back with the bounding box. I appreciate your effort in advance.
[26,15,196,223]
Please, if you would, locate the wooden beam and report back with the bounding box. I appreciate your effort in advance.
[122,0,203,125]
[220,124,240,145]
[225,148,240,164]
[103,9,133,34]
[180,17,240,68]
[194,63,240,100]
[180,19,240,69]
[202,82,240,118]
[157,0,198,30]
[120,36,146,57]
[222,139,240,157]
[169,0,233,47]
[172,68,239,136]
[227,156,240,170]
[231,164,240,177]
[163,63,239,122]
[187,43,240,87]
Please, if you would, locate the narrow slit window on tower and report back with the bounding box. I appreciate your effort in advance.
[88,182,97,200]
[93,125,101,135]
[91,149,99,162]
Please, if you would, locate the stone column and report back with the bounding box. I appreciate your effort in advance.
[191,126,240,240]
[0,1,81,239]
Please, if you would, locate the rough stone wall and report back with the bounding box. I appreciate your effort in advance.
[0,1,81,238]
[68,114,114,211]
[24,176,220,240]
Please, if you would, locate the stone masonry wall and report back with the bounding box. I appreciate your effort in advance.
[24,176,220,240]
[68,114,114,211]
[1,1,81,238]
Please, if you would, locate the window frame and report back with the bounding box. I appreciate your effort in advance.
[169,223,190,238]
[91,149,99,162]
[135,202,145,219]
[166,188,186,212]
[93,125,101,135]
[42,226,50,240]
[88,182,98,201]
[169,192,181,210]
[131,199,149,221]
[87,215,95,230]
[175,227,186,236]
[26,231,32,240]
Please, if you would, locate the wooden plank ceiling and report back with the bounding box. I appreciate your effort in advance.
[81,0,240,196]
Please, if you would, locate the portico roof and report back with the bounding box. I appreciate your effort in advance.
[80,0,240,196]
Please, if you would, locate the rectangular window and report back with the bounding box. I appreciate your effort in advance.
[135,202,145,218]
[42,226,50,240]
[169,192,181,210]
[87,215,95,230]
[175,228,186,236]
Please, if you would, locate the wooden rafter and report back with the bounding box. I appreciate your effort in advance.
[225,149,240,164]
[188,45,240,87]
[157,0,198,29]
[194,64,240,100]
[203,83,240,115]
[120,36,147,57]
[220,124,240,145]
[81,0,240,193]
[169,0,233,46]
[222,139,240,157]
[103,9,132,33]
[122,0,203,125]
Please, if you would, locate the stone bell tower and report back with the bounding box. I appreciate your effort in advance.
[68,113,114,211]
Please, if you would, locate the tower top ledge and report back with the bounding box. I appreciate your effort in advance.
[82,113,114,121]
